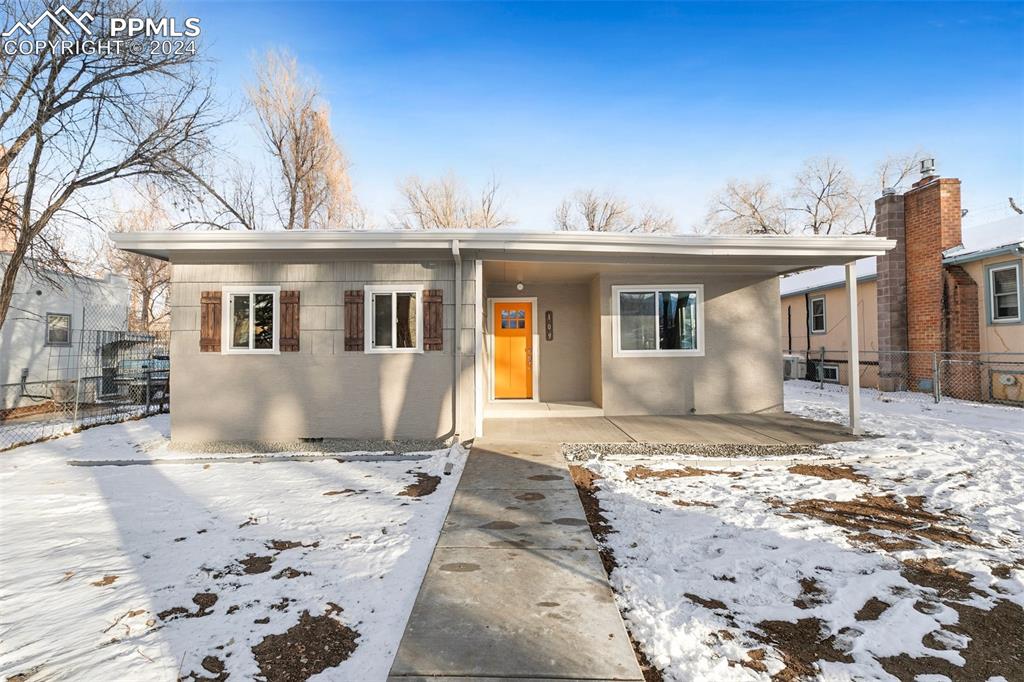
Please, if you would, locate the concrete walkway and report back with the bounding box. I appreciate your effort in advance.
[389,439,644,681]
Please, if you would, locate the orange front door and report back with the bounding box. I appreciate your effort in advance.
[493,301,533,399]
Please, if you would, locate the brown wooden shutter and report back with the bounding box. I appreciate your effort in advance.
[344,289,364,351]
[280,290,300,352]
[423,289,443,351]
[199,291,222,352]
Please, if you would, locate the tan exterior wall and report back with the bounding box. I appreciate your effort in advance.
[598,273,783,415]
[780,280,879,355]
[485,282,592,402]
[962,254,1024,354]
[169,261,476,445]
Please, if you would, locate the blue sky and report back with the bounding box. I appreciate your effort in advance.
[180,1,1024,231]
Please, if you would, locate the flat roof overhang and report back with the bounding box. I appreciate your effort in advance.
[110,230,896,277]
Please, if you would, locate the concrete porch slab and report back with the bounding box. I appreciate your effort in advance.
[439,487,598,550]
[387,546,642,680]
[480,417,631,444]
[606,414,768,444]
[485,400,604,419]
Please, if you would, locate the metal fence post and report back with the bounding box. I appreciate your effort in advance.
[145,369,151,414]
[819,346,825,389]
[71,305,87,429]
[932,352,941,403]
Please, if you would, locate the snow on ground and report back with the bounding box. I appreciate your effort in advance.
[0,415,465,681]
[580,382,1024,681]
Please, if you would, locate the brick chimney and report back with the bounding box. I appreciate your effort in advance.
[909,169,962,385]
[875,190,907,391]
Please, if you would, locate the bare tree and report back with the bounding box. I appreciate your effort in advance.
[703,151,927,235]
[0,0,227,330]
[555,190,675,232]
[104,186,171,331]
[394,174,512,229]
[247,49,355,230]
[703,180,790,234]
[789,156,858,235]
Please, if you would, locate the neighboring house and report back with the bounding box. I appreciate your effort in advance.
[0,252,132,412]
[112,230,892,446]
[780,170,1024,401]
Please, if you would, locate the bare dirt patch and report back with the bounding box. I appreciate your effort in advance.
[787,464,869,483]
[626,465,736,481]
[239,555,275,575]
[399,472,441,497]
[854,597,891,621]
[158,592,218,621]
[272,567,310,580]
[251,610,360,682]
[788,494,976,547]
[672,499,716,508]
[684,593,728,610]
[753,618,853,681]
[878,599,1024,682]
[793,577,827,610]
[90,575,118,587]
[900,557,982,601]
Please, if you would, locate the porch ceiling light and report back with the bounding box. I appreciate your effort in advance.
[516,281,525,291]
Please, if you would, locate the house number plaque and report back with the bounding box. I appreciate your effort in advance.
[545,311,553,341]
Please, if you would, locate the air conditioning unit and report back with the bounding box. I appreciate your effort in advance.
[783,354,806,381]
[990,370,1024,403]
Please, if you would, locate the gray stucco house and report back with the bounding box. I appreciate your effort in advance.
[111,230,893,446]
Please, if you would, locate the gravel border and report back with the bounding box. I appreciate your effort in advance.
[169,437,451,455]
[561,442,823,461]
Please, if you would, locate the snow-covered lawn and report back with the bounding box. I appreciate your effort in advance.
[0,415,465,681]
[575,382,1023,681]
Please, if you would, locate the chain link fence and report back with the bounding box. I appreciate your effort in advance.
[783,348,1024,406]
[0,304,169,451]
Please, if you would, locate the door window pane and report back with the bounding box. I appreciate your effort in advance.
[659,291,697,350]
[396,292,417,348]
[253,293,274,349]
[619,291,657,350]
[231,294,250,348]
[374,293,393,348]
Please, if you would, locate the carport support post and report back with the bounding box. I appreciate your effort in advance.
[846,262,861,435]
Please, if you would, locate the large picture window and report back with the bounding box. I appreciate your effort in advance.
[46,313,71,345]
[365,285,423,353]
[222,286,280,353]
[988,262,1021,323]
[613,285,703,357]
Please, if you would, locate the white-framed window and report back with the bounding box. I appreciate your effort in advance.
[809,296,826,334]
[612,284,704,357]
[989,262,1021,323]
[221,286,280,354]
[821,363,840,383]
[365,284,423,354]
[45,312,71,346]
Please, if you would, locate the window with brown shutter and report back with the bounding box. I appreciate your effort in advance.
[423,289,443,351]
[200,291,222,352]
[344,289,364,351]
[280,290,300,352]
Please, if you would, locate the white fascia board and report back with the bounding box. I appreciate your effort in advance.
[109,230,896,262]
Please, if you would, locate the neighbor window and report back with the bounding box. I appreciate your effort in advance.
[809,296,826,333]
[222,286,279,353]
[365,285,422,353]
[613,285,703,357]
[821,364,840,383]
[989,262,1021,323]
[46,313,71,345]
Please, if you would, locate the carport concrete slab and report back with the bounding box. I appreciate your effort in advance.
[388,547,642,680]
[608,415,769,444]
[439,487,597,550]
